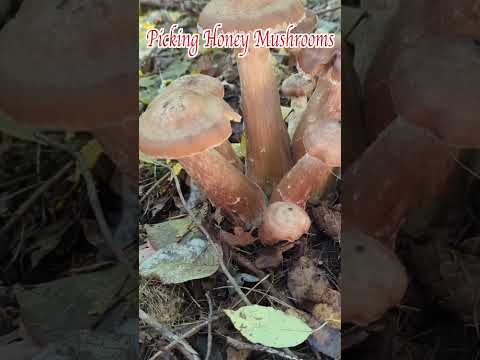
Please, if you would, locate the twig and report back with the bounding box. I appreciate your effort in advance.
[158,162,251,306]
[34,133,134,274]
[164,314,223,351]
[0,160,73,241]
[231,252,292,306]
[224,336,302,360]
[205,292,214,360]
[140,309,201,360]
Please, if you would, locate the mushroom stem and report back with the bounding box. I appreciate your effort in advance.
[237,45,292,194]
[292,78,340,162]
[270,154,332,208]
[343,117,459,249]
[215,140,243,171]
[179,148,266,225]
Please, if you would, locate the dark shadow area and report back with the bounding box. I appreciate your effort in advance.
[0,1,138,358]
[342,0,480,359]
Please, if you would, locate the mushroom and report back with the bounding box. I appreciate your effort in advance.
[199,0,306,194]
[286,8,318,67]
[271,120,341,208]
[342,117,459,249]
[390,34,480,148]
[260,201,311,246]
[291,74,341,163]
[139,89,266,225]
[342,230,408,326]
[0,0,138,185]
[162,74,243,170]
[281,73,316,139]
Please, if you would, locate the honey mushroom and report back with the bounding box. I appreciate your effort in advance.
[199,0,307,194]
[139,89,266,226]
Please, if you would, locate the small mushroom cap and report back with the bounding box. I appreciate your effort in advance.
[281,73,316,98]
[198,0,305,33]
[260,201,311,246]
[390,35,480,148]
[139,89,240,159]
[342,230,408,325]
[163,74,224,98]
[304,120,341,167]
[0,0,137,130]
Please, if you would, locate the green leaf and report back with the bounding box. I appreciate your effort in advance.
[0,111,38,142]
[161,60,191,80]
[224,305,312,348]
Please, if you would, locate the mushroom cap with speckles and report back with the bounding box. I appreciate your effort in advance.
[163,74,225,98]
[139,89,241,159]
[304,120,341,167]
[198,0,305,33]
[390,34,480,148]
[261,201,311,245]
[0,0,137,130]
[281,73,316,98]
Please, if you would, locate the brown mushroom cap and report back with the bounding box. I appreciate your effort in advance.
[281,73,316,98]
[163,74,225,98]
[304,120,341,167]
[390,35,480,148]
[198,0,305,33]
[139,89,241,158]
[0,0,136,130]
[260,201,311,246]
[342,230,408,325]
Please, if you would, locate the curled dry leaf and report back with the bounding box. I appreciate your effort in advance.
[288,256,341,328]
[312,202,341,242]
[254,242,295,269]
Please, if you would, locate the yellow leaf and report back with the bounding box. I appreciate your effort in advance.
[240,132,248,158]
[281,106,293,120]
[69,140,103,182]
[172,163,183,176]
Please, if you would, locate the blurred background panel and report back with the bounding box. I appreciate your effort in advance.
[342,1,480,359]
[0,1,138,358]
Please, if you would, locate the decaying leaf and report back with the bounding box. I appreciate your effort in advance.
[224,305,312,348]
[139,218,221,284]
[254,242,295,269]
[15,265,135,344]
[288,256,329,303]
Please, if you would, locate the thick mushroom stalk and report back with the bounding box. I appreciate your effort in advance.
[260,201,311,246]
[139,89,266,225]
[342,230,408,326]
[292,74,341,163]
[272,120,341,208]
[198,0,306,194]
[237,44,292,193]
[179,149,265,225]
[343,117,459,249]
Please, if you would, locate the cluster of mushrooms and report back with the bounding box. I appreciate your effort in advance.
[342,0,480,327]
[139,0,341,248]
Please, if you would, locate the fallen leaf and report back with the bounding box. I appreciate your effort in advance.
[139,218,221,284]
[287,256,329,303]
[224,305,312,348]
